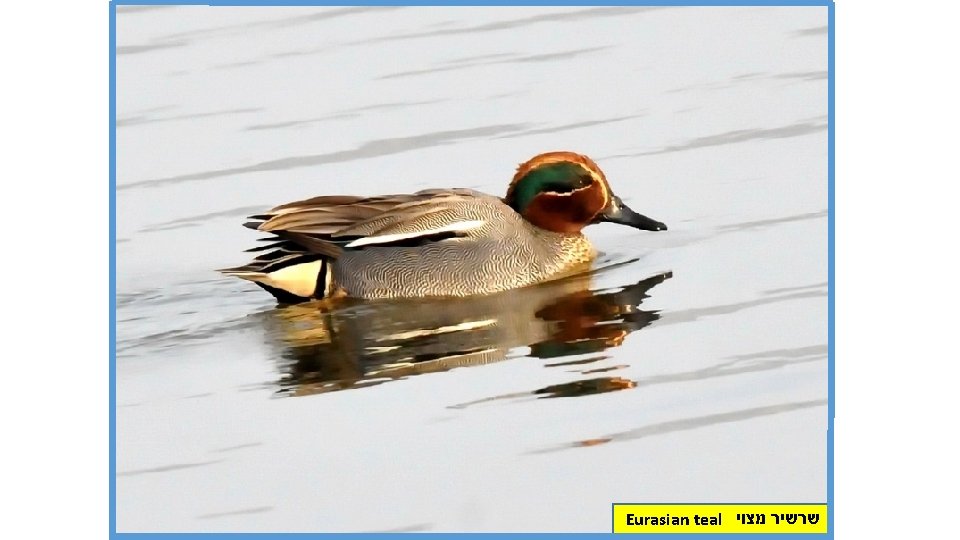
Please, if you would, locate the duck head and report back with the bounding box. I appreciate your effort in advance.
[505,151,667,234]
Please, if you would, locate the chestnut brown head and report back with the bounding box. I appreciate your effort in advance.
[505,151,667,234]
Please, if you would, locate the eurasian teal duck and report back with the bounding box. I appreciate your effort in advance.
[220,151,667,302]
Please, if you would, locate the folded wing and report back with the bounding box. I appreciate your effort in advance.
[219,189,497,301]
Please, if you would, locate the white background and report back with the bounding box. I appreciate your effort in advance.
[4,0,958,537]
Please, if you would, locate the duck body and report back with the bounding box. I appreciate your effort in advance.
[333,189,595,298]
[220,152,666,303]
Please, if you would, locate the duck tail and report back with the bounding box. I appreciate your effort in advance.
[219,255,336,304]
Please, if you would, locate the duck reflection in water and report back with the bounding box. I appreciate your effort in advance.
[262,269,672,398]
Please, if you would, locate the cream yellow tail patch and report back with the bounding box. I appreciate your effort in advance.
[257,260,323,298]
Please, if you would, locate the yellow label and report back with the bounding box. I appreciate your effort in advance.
[612,504,827,534]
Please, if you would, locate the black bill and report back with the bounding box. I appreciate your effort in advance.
[598,196,667,231]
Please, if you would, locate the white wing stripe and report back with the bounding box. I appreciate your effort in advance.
[344,220,485,248]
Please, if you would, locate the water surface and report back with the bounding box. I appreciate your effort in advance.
[116,5,828,532]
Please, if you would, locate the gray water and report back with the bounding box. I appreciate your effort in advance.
[116,5,828,532]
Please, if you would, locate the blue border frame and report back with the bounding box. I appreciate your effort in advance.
[109,1,118,537]
[113,0,830,5]
[109,1,835,537]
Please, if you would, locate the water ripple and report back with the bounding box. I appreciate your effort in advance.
[453,344,825,410]
[367,523,433,533]
[657,289,826,327]
[534,399,827,454]
[245,99,446,131]
[379,46,612,80]
[718,210,827,233]
[668,70,827,94]
[118,6,177,15]
[630,345,827,389]
[794,25,828,37]
[762,282,827,295]
[118,459,223,477]
[139,205,266,233]
[159,7,403,44]
[353,7,663,45]
[119,123,531,191]
[119,7,403,60]
[494,114,643,140]
[118,107,262,128]
[775,70,828,81]
[211,442,263,454]
[605,120,827,158]
[117,41,187,56]
[197,506,274,520]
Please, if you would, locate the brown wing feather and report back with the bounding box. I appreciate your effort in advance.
[253,194,427,234]
[220,189,495,297]
[236,191,467,265]
[330,190,492,240]
[228,189,495,273]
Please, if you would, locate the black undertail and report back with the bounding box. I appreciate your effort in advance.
[255,282,312,305]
